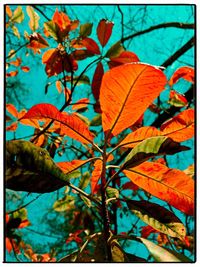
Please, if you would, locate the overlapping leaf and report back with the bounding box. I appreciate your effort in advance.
[92,62,104,101]
[122,136,189,169]
[26,6,40,31]
[127,200,186,239]
[160,108,194,142]
[123,161,194,215]
[20,103,94,144]
[169,66,194,86]
[100,63,167,137]
[57,159,91,174]
[168,90,188,107]
[108,51,139,69]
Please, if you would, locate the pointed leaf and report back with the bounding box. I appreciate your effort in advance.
[79,23,93,38]
[44,21,60,41]
[105,41,124,58]
[92,62,104,101]
[119,126,161,148]
[26,6,40,31]
[108,51,139,69]
[9,58,22,67]
[21,66,30,72]
[139,238,191,262]
[97,19,114,47]
[11,6,24,24]
[161,109,194,142]
[20,103,94,144]
[6,104,18,118]
[169,66,194,86]
[81,37,100,54]
[127,200,186,239]
[122,136,189,169]
[6,6,12,18]
[72,49,94,60]
[123,161,194,215]
[6,70,18,77]
[72,98,89,111]
[100,63,167,137]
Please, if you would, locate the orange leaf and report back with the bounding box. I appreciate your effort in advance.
[97,19,114,47]
[161,109,194,142]
[92,62,104,101]
[18,219,30,228]
[6,122,18,131]
[57,159,90,174]
[6,238,20,254]
[72,98,89,111]
[168,90,188,107]
[123,161,194,215]
[91,159,102,194]
[53,8,71,32]
[20,103,94,144]
[119,127,161,148]
[9,57,22,67]
[6,5,12,17]
[108,51,139,69]
[21,66,30,72]
[6,70,18,77]
[6,103,18,118]
[55,80,62,93]
[27,33,49,54]
[169,66,194,86]
[100,63,167,137]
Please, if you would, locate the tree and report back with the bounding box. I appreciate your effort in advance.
[5,4,195,262]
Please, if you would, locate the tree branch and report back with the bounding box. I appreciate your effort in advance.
[121,22,194,43]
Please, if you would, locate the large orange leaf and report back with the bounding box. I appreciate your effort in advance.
[97,19,114,47]
[20,103,94,144]
[160,109,194,142]
[169,66,194,86]
[100,63,167,137]
[123,161,194,215]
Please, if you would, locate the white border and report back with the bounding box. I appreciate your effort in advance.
[1,0,198,266]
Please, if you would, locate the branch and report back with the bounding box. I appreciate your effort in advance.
[121,22,194,43]
[31,5,50,21]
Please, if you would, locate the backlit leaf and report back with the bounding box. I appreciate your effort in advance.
[9,58,22,67]
[20,103,94,144]
[108,51,139,69]
[169,66,194,86]
[161,109,194,142]
[64,75,90,86]
[11,6,24,24]
[44,21,60,41]
[168,90,188,107]
[26,6,40,31]
[123,161,194,215]
[11,25,20,38]
[105,41,124,58]
[91,159,102,194]
[80,37,100,54]
[127,200,186,239]
[111,240,125,262]
[139,238,191,262]
[6,6,12,18]
[97,19,114,47]
[57,159,90,174]
[79,23,93,38]
[6,122,18,132]
[92,62,104,101]
[100,63,167,137]
[6,104,18,118]
[55,80,62,93]
[27,32,49,54]
[6,70,18,77]
[21,66,30,72]
[72,49,94,60]
[122,136,189,169]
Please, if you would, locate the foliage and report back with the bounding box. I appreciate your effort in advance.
[5,5,195,263]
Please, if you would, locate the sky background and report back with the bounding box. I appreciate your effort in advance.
[5,3,195,263]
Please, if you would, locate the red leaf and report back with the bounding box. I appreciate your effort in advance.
[6,122,18,132]
[92,62,104,101]
[66,230,83,244]
[100,63,167,137]
[141,225,158,238]
[20,103,94,144]
[27,33,49,54]
[6,70,18,77]
[123,161,194,215]
[97,19,114,47]
[72,49,94,60]
[53,8,71,32]
[122,181,139,191]
[81,37,100,55]
[108,51,139,69]
[169,66,194,86]
[161,109,194,142]
[21,66,30,72]
[42,46,78,77]
[18,219,30,228]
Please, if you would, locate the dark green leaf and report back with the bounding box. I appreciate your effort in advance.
[44,21,60,41]
[53,195,75,212]
[122,136,189,169]
[79,23,93,38]
[127,200,186,239]
[90,114,102,126]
